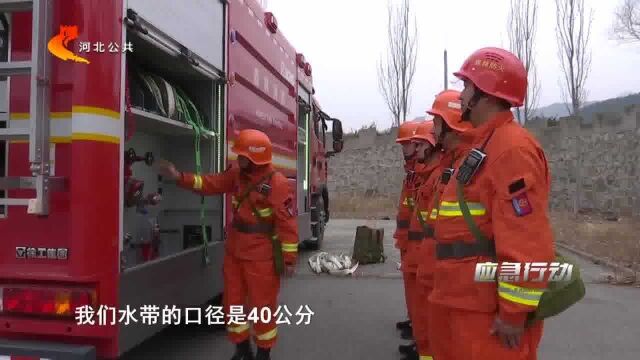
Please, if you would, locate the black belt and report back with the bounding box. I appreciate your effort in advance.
[232,220,274,234]
[423,226,434,238]
[408,231,424,241]
[435,238,496,260]
[397,219,410,229]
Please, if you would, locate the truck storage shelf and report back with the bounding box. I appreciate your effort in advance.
[128,107,215,138]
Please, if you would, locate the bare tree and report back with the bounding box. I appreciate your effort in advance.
[377,0,418,127]
[555,0,594,116]
[612,0,640,42]
[507,0,540,125]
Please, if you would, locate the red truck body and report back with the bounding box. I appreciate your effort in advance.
[0,0,342,358]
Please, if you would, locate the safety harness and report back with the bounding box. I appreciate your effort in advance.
[230,171,285,275]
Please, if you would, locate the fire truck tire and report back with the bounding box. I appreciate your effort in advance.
[308,195,326,250]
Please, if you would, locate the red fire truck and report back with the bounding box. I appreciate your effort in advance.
[0,0,344,358]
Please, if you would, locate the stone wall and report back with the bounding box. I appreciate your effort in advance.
[327,105,640,217]
[327,126,404,201]
[526,106,640,216]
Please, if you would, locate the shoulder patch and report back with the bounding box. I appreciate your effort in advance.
[508,178,526,194]
[511,192,532,217]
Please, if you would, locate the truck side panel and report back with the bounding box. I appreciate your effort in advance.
[227,0,297,188]
[0,1,123,358]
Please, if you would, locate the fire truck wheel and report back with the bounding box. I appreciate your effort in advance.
[308,195,326,250]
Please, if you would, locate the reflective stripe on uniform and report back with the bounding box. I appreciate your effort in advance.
[193,175,203,190]
[498,281,544,307]
[256,327,278,340]
[403,197,415,207]
[282,243,298,253]
[257,207,273,217]
[429,208,438,219]
[230,196,272,217]
[227,323,250,334]
[437,201,486,217]
[420,356,434,360]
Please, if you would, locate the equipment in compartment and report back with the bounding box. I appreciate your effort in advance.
[124,147,160,211]
[127,61,208,129]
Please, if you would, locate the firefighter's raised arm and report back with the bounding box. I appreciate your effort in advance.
[269,173,299,269]
[155,158,238,195]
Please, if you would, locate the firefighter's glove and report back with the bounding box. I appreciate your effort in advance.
[489,315,524,349]
[155,158,181,181]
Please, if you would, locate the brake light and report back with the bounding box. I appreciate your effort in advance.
[0,286,96,318]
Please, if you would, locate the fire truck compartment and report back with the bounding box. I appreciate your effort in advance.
[118,8,226,355]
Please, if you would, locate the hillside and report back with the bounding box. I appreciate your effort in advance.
[533,92,640,120]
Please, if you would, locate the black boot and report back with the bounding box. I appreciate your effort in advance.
[400,348,419,360]
[255,347,271,360]
[396,319,411,330]
[231,340,254,360]
[400,326,413,340]
[398,342,416,354]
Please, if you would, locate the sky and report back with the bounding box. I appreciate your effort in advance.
[263,0,640,132]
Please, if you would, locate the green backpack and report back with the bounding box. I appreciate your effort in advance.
[455,180,586,325]
[352,226,386,265]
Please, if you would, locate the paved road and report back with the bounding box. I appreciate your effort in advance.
[121,219,640,360]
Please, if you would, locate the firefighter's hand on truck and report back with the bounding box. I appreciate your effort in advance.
[489,315,524,349]
[154,158,181,181]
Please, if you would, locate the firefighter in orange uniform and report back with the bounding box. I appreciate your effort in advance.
[401,119,441,360]
[409,90,473,360]
[427,47,555,359]
[156,129,298,360]
[394,120,421,341]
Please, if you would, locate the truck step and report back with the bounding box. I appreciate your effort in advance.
[0,60,32,76]
[0,0,33,13]
[0,128,30,141]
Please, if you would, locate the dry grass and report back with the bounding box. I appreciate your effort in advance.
[552,210,640,279]
[330,194,398,220]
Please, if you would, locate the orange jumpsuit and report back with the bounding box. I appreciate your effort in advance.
[428,112,555,359]
[178,164,298,349]
[408,150,449,359]
[394,159,418,321]
[400,159,436,335]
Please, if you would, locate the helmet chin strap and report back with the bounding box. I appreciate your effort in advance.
[404,149,416,161]
[462,89,485,122]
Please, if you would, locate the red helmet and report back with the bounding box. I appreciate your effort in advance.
[411,121,436,146]
[396,121,420,143]
[453,47,527,107]
[232,129,272,165]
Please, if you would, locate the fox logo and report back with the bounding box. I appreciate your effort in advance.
[47,25,90,64]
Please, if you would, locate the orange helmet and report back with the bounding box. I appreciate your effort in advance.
[411,121,436,146]
[453,47,528,107]
[231,129,272,165]
[427,90,472,133]
[396,120,420,143]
